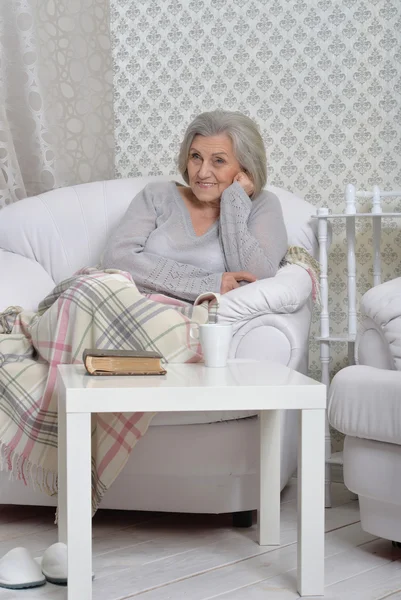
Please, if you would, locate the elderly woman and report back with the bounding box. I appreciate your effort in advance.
[0,112,290,513]
[102,110,288,302]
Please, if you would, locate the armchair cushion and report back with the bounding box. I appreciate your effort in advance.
[360,277,401,371]
[268,185,319,258]
[0,178,175,285]
[0,178,319,285]
[217,264,312,330]
[329,365,401,445]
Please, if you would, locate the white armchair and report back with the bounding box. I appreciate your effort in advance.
[329,277,401,542]
[0,176,318,519]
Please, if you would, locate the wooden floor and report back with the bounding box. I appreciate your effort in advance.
[0,482,401,599]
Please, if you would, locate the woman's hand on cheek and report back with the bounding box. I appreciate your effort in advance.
[233,172,255,197]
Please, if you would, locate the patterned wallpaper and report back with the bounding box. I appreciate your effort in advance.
[112,0,401,431]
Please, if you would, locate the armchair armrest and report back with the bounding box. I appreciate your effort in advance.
[228,305,312,374]
[0,249,55,312]
[216,265,313,374]
[217,264,312,328]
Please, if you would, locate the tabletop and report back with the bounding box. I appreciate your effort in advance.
[57,361,326,413]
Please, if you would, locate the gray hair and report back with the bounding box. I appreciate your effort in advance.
[178,110,267,198]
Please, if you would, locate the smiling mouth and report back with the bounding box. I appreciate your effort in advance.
[197,182,217,187]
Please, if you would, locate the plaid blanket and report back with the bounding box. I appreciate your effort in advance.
[0,268,218,512]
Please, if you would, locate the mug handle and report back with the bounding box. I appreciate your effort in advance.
[189,324,199,340]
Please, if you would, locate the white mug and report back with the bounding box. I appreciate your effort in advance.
[190,323,233,368]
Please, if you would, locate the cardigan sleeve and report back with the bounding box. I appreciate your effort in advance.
[219,182,288,279]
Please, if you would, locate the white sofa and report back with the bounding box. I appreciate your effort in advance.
[329,277,401,542]
[0,176,319,517]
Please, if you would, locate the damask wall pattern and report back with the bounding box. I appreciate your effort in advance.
[112,0,401,428]
[0,0,114,208]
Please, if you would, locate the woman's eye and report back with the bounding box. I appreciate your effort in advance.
[191,153,201,160]
[215,158,225,164]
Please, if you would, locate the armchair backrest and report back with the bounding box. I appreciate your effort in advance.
[0,176,319,284]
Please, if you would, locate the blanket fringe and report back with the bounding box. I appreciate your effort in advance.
[282,246,321,306]
[0,442,57,498]
[0,306,23,334]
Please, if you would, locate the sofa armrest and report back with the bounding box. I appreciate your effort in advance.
[357,277,401,371]
[217,264,312,330]
[361,277,401,326]
[0,250,55,312]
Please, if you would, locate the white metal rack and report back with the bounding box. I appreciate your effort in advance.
[316,184,401,507]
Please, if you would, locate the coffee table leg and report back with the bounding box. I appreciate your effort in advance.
[258,409,280,546]
[57,388,67,544]
[298,409,325,596]
[66,412,92,600]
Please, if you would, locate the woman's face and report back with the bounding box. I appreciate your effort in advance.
[186,134,242,203]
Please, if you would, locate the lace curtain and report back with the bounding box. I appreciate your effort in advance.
[0,0,114,209]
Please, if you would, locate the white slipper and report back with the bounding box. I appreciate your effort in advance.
[41,542,68,585]
[0,547,46,589]
[40,542,94,585]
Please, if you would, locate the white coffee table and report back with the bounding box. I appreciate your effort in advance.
[57,360,326,599]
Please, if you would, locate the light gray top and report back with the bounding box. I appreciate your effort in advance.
[102,181,288,302]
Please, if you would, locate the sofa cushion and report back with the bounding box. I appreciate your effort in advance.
[151,410,257,426]
[328,365,401,445]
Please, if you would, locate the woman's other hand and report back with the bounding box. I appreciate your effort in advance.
[220,271,257,294]
[233,172,255,197]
